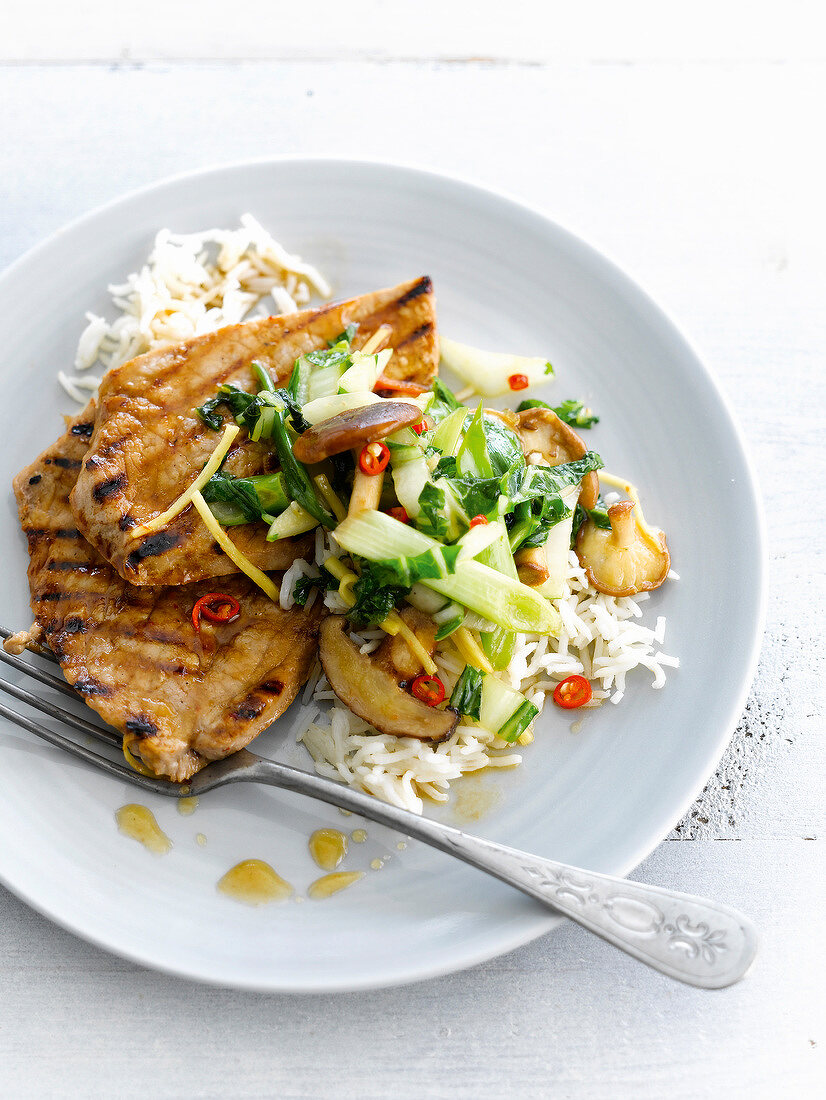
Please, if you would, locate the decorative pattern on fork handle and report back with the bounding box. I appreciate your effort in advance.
[431,831,757,988]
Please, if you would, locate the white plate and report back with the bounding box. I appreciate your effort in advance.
[0,159,765,991]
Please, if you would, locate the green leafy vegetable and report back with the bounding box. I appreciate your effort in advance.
[457,404,494,478]
[360,544,462,590]
[274,387,310,433]
[269,407,336,528]
[428,378,462,423]
[516,397,599,428]
[417,481,450,540]
[482,415,524,480]
[292,567,335,608]
[432,455,458,480]
[448,665,484,720]
[348,568,409,627]
[444,474,500,521]
[195,383,260,431]
[201,470,290,526]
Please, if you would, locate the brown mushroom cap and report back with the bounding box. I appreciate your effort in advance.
[318,615,458,742]
[292,401,422,464]
[516,407,599,509]
[514,545,550,587]
[576,500,670,597]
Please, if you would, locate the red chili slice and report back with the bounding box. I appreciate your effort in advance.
[508,373,530,391]
[410,674,446,707]
[552,674,592,709]
[192,593,241,632]
[358,441,390,476]
[469,515,489,528]
[411,420,428,436]
[386,506,410,524]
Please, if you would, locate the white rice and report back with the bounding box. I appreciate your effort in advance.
[60,213,330,402]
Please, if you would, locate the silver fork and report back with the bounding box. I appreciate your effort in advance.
[0,625,757,988]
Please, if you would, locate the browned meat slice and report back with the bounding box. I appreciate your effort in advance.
[13,405,322,782]
[70,277,437,586]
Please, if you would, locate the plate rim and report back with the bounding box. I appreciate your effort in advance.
[0,155,768,992]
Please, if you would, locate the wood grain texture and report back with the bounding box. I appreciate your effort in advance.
[0,52,823,1099]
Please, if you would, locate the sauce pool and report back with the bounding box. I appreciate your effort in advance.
[115,804,171,855]
[307,871,364,900]
[308,828,348,871]
[217,860,293,906]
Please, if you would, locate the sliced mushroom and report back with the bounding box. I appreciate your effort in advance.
[319,615,457,742]
[576,500,670,596]
[292,401,422,464]
[516,407,599,509]
[373,606,438,680]
[484,407,520,432]
[515,546,550,587]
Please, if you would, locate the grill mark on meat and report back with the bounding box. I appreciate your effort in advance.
[93,473,128,502]
[96,439,130,461]
[113,624,190,646]
[393,321,434,348]
[38,591,71,602]
[53,457,82,469]
[230,696,268,721]
[125,531,182,572]
[395,276,432,306]
[125,716,159,738]
[28,474,42,485]
[62,616,87,634]
[47,560,98,572]
[73,677,113,697]
[55,528,82,539]
[118,514,137,531]
[260,679,284,694]
[71,422,95,437]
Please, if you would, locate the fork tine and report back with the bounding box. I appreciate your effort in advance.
[0,674,121,747]
[0,645,82,700]
[0,699,179,797]
[0,624,59,664]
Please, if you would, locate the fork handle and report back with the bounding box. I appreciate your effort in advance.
[240,756,758,988]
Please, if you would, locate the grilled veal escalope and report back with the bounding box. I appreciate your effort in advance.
[70,277,437,586]
[13,403,322,781]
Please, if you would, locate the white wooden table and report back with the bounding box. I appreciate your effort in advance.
[1,5,824,1096]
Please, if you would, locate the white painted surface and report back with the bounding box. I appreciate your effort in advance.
[0,7,824,1096]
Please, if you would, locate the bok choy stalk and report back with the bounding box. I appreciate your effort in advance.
[448,665,538,742]
[448,665,484,720]
[439,336,553,396]
[429,406,467,456]
[477,524,520,670]
[201,470,290,526]
[268,406,336,528]
[334,511,559,635]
